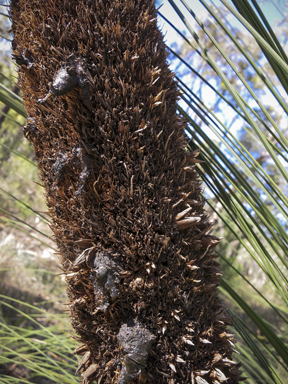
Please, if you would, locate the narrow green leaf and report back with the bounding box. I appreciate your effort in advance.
[221,279,288,366]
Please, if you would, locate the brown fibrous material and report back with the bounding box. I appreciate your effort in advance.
[10,0,243,383]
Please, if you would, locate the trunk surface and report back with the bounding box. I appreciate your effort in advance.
[10,0,242,383]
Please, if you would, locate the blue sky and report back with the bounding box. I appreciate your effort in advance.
[156,0,288,205]
[157,0,288,132]
[157,0,287,47]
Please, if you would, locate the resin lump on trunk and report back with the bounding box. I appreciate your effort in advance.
[38,57,90,103]
[117,320,156,384]
[74,249,120,312]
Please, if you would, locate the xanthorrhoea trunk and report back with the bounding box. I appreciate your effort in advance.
[10,0,242,383]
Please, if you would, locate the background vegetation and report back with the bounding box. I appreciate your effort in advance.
[0,0,287,383]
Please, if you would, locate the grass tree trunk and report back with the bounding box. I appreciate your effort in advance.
[10,0,242,383]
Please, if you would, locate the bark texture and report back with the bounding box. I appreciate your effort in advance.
[10,0,243,383]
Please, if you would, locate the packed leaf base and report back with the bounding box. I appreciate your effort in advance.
[10,0,243,383]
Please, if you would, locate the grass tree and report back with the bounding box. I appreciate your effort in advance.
[9,0,242,383]
[0,0,287,383]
